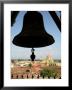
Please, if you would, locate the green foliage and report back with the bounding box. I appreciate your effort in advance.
[40,67,57,78]
[28,63,32,68]
[40,68,48,77]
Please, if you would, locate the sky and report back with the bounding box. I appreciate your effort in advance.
[11,11,61,60]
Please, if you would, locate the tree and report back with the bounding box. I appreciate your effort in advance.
[48,69,57,78]
[28,63,32,73]
[40,68,49,77]
[28,63,32,68]
[40,67,57,78]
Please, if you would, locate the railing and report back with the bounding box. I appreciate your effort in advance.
[11,74,61,79]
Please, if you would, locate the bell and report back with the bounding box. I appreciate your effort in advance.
[12,11,55,61]
[13,11,55,48]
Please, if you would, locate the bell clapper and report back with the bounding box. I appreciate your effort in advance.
[30,48,35,62]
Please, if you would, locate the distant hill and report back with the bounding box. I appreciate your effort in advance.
[11,59,61,63]
[54,59,61,63]
[11,59,42,61]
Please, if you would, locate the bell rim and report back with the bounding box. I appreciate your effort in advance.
[12,35,55,48]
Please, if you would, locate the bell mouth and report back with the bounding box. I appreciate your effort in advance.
[12,34,55,48]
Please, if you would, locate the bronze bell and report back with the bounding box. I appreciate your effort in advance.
[13,11,55,48]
